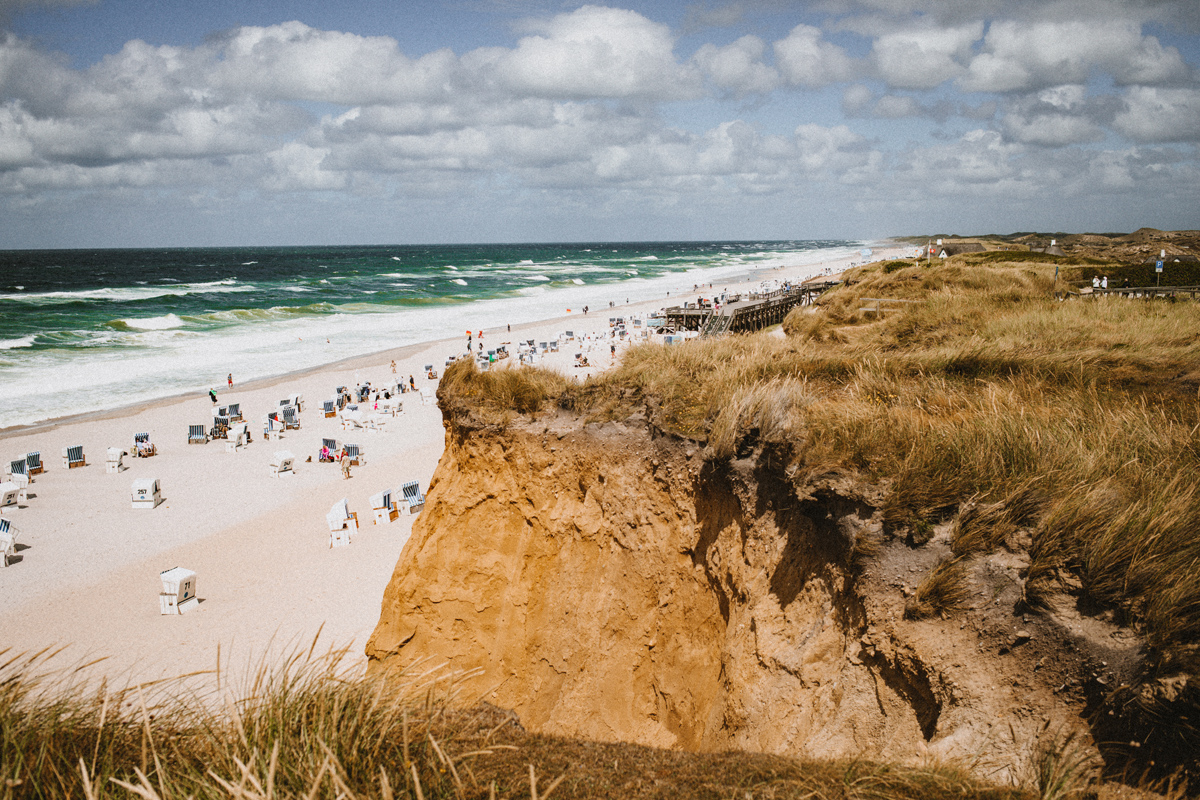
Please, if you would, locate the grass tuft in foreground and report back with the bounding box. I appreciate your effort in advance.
[0,646,1034,800]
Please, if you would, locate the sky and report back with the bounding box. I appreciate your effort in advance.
[1,0,1198,248]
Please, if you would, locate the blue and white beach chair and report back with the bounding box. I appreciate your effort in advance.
[62,445,86,469]
[398,480,425,515]
[25,451,42,475]
[0,517,17,566]
[188,424,207,444]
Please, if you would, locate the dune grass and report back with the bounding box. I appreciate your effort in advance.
[554,257,1200,676]
[0,645,1033,800]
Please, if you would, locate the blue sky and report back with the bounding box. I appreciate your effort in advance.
[2,0,1198,247]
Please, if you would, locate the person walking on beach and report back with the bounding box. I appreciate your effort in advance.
[390,360,396,374]
[339,448,351,480]
[209,388,217,405]
[409,375,416,390]
[227,373,233,389]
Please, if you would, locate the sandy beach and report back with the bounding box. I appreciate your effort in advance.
[0,245,902,692]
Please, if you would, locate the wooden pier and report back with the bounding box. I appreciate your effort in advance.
[663,282,839,336]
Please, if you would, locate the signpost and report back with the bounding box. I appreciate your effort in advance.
[1157,249,1165,287]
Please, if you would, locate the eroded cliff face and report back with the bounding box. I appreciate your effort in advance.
[366,405,1121,780]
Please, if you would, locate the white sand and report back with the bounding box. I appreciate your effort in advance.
[0,246,903,691]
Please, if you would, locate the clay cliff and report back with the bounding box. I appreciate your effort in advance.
[365,395,1132,782]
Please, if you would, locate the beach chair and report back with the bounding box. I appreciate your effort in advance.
[225,425,244,453]
[62,445,86,469]
[398,480,425,515]
[550,340,559,352]
[25,451,42,475]
[106,447,124,474]
[269,450,295,477]
[320,438,340,462]
[420,387,434,406]
[133,432,156,457]
[371,489,398,525]
[0,482,19,510]
[281,406,300,430]
[211,415,230,439]
[344,443,364,466]
[159,567,198,615]
[6,472,28,502]
[326,498,358,547]
[7,459,29,483]
[288,393,303,411]
[323,399,337,418]
[131,478,162,509]
[0,518,17,566]
[188,424,208,444]
[262,414,280,440]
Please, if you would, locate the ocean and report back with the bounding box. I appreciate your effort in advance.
[0,240,867,430]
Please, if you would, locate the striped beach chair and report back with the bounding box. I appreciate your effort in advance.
[7,459,28,482]
[398,480,424,515]
[323,399,337,418]
[188,424,208,444]
[281,406,300,430]
[25,451,42,475]
[133,432,156,457]
[211,415,230,439]
[226,402,242,422]
[320,438,340,461]
[62,445,86,469]
[344,443,363,466]
[0,517,16,567]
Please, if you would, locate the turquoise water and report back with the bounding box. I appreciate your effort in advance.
[0,240,864,429]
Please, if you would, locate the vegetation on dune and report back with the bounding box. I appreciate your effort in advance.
[0,646,1033,800]
[466,257,1200,678]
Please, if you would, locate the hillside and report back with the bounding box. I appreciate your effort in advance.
[369,252,1200,794]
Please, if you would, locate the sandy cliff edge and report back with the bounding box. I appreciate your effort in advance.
[364,386,1134,782]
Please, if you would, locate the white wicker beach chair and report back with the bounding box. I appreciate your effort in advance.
[370,489,397,524]
[159,566,198,614]
[326,498,358,547]
[0,481,19,510]
[188,424,208,444]
[343,443,364,466]
[131,478,162,509]
[105,447,124,474]
[269,450,295,477]
[25,452,42,475]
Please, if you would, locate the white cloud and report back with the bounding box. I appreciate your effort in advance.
[870,22,982,90]
[468,6,701,101]
[773,24,856,87]
[693,35,780,95]
[1112,87,1200,142]
[961,19,1191,93]
[874,94,922,117]
[841,83,875,115]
